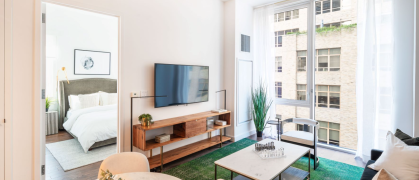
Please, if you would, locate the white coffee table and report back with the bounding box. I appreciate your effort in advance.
[214,139,311,180]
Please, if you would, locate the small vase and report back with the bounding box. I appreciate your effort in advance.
[257,131,263,137]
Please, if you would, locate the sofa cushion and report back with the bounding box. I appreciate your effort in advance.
[394,129,419,146]
[368,131,419,180]
[361,160,378,180]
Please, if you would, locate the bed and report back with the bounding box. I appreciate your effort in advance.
[58,78,117,152]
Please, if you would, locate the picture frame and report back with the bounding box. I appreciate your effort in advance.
[74,49,111,75]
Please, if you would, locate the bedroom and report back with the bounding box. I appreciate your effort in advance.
[43,3,119,176]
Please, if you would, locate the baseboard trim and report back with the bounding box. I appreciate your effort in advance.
[229,129,256,142]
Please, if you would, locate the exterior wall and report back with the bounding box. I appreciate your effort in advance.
[274,0,358,150]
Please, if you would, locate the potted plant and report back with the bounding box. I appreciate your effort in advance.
[138,113,153,127]
[251,81,273,137]
[46,97,53,112]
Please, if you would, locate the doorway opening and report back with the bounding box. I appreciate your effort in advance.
[42,3,119,179]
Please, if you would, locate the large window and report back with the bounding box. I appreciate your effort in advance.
[275,29,299,47]
[297,85,340,109]
[274,9,299,22]
[315,0,341,15]
[275,82,282,98]
[297,48,341,71]
[275,56,282,72]
[318,121,340,146]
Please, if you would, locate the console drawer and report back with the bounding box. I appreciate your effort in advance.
[185,118,207,137]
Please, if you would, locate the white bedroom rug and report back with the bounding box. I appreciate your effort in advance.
[46,139,116,171]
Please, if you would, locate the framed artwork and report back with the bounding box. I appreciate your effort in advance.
[74,49,111,75]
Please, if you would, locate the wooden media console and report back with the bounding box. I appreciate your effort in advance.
[132,111,231,170]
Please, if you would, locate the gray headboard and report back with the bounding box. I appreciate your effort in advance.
[58,78,117,129]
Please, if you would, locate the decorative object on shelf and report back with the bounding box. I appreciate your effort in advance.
[251,81,273,137]
[74,49,111,75]
[138,113,153,127]
[206,117,215,130]
[99,169,124,180]
[155,134,170,143]
[212,90,227,113]
[215,120,227,126]
[45,97,54,112]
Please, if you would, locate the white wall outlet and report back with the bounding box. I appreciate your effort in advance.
[131,92,140,97]
[140,90,148,97]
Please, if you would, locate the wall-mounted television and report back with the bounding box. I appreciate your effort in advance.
[154,63,209,108]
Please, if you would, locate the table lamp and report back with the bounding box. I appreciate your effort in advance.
[212,90,227,113]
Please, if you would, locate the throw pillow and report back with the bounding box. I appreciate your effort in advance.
[78,93,100,109]
[368,131,419,180]
[372,169,398,180]
[394,129,419,146]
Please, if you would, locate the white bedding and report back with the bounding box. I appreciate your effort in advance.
[63,104,117,153]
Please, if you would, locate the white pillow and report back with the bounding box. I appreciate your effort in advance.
[78,93,100,109]
[368,131,419,180]
[98,92,117,106]
[68,95,81,110]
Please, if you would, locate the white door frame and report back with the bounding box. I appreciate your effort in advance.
[0,0,5,179]
[33,2,123,180]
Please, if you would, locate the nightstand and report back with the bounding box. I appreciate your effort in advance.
[45,111,58,135]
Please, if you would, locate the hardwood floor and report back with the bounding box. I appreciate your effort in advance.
[45,131,365,180]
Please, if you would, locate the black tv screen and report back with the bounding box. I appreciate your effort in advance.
[154,63,209,108]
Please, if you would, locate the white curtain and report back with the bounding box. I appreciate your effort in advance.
[356,0,415,162]
[253,5,275,121]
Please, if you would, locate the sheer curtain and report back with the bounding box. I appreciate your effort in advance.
[253,5,275,120]
[356,0,415,162]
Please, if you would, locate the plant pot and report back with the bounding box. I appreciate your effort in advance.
[46,107,49,112]
[256,131,263,137]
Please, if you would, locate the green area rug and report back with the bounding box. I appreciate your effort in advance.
[163,138,364,180]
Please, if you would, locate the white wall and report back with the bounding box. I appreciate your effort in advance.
[6,0,224,179]
[234,0,257,140]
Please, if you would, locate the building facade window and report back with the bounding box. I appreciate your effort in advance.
[316,0,341,15]
[297,48,341,71]
[296,84,306,100]
[275,29,299,47]
[318,121,340,146]
[296,85,340,109]
[275,9,299,22]
[275,56,282,72]
[297,51,307,71]
[316,85,340,109]
[317,48,341,71]
[275,82,282,98]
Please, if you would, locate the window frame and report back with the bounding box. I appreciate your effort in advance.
[274,0,315,115]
